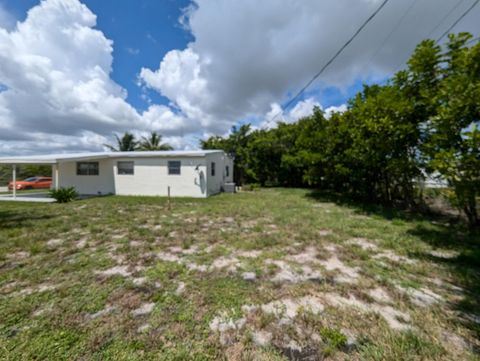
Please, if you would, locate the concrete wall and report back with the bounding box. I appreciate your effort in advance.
[57,159,115,195]
[225,155,234,183]
[205,152,233,196]
[56,153,231,198]
[113,156,207,198]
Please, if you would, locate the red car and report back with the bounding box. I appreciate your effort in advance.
[8,177,52,190]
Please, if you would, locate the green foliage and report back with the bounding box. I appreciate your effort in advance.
[0,165,52,185]
[138,131,173,151]
[320,327,348,355]
[104,132,138,151]
[201,124,252,184]
[200,33,480,226]
[49,187,79,203]
[103,131,173,153]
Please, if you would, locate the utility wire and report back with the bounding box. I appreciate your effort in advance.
[264,0,391,127]
[436,0,480,42]
[426,0,466,40]
[365,0,418,71]
[393,0,479,73]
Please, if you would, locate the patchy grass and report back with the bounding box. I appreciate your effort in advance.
[0,188,479,360]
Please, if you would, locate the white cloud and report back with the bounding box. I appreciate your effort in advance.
[0,0,186,155]
[325,104,348,118]
[257,97,347,130]
[126,47,140,55]
[141,0,480,137]
[1,0,479,155]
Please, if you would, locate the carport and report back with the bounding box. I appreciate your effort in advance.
[0,155,59,203]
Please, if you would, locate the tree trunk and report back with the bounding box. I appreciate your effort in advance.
[464,199,479,228]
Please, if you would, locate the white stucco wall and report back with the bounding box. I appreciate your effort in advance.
[225,155,234,183]
[205,152,233,196]
[57,159,115,195]
[113,156,208,198]
[55,152,231,198]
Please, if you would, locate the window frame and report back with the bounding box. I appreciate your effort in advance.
[117,161,134,175]
[168,160,181,175]
[211,162,216,176]
[225,165,229,178]
[76,162,99,176]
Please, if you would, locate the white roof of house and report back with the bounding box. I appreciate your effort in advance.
[0,150,224,164]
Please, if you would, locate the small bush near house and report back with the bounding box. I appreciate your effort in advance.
[49,187,78,203]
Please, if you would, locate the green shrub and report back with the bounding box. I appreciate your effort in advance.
[320,327,348,355]
[242,183,260,192]
[49,187,78,203]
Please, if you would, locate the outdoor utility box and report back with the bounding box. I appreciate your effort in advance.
[223,182,236,193]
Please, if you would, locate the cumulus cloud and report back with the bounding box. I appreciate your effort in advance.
[258,98,347,130]
[1,0,479,155]
[0,0,186,155]
[141,0,479,136]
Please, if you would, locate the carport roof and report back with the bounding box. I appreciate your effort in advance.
[0,150,224,164]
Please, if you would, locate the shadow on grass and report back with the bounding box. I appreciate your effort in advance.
[0,209,56,229]
[306,190,461,223]
[306,190,480,342]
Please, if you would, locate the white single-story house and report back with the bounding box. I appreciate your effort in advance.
[0,150,234,198]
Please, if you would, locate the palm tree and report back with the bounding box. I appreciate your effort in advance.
[138,132,173,151]
[104,132,138,151]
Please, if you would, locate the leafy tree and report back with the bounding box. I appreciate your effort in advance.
[415,34,480,226]
[0,165,52,185]
[198,33,479,226]
[104,132,138,151]
[138,132,173,151]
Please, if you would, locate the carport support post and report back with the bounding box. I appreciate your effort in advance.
[53,163,59,190]
[12,164,16,199]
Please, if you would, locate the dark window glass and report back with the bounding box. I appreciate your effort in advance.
[117,161,134,175]
[77,162,99,176]
[211,162,216,176]
[225,165,229,177]
[168,160,181,175]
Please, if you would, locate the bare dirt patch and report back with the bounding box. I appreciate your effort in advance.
[346,237,378,251]
[396,285,444,307]
[131,302,155,317]
[323,293,411,331]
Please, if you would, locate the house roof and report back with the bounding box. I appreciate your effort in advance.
[0,150,224,164]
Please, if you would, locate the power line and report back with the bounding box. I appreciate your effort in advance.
[392,0,479,73]
[264,0,391,128]
[365,0,418,71]
[426,0,466,40]
[436,0,480,42]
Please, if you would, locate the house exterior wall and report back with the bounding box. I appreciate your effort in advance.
[112,156,208,198]
[225,155,234,183]
[205,152,233,196]
[57,159,115,195]
[55,152,232,198]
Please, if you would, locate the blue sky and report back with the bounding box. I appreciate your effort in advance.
[3,0,193,111]
[2,0,360,115]
[0,0,478,154]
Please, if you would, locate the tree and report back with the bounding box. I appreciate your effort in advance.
[104,132,138,151]
[415,34,480,227]
[138,132,173,151]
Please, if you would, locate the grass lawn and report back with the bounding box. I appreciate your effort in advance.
[0,188,479,360]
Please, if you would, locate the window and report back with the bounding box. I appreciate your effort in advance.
[225,165,229,177]
[211,162,216,176]
[168,161,181,175]
[77,162,99,176]
[117,161,134,175]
